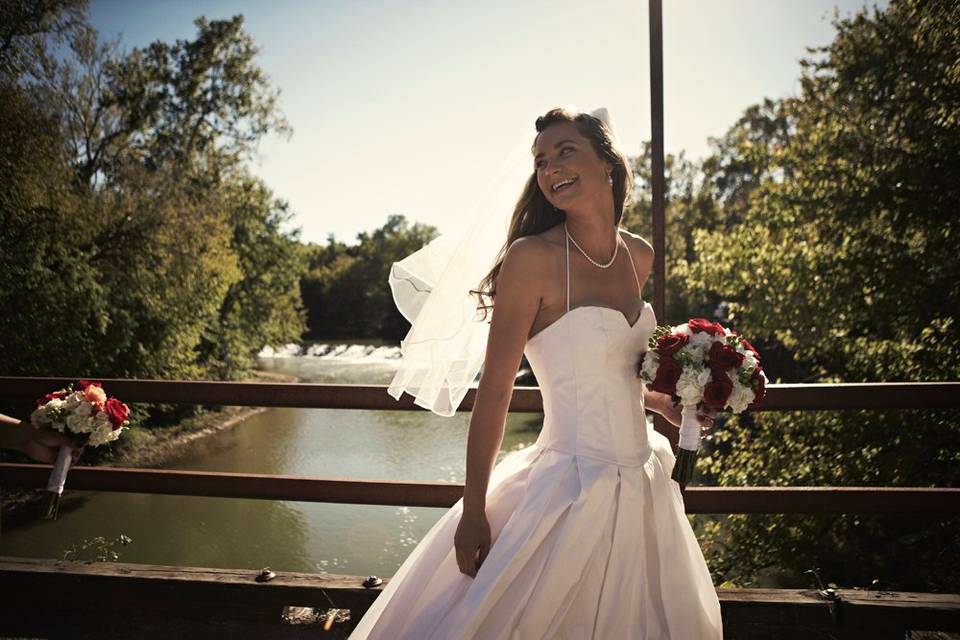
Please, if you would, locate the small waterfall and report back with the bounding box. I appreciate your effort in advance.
[258,343,402,362]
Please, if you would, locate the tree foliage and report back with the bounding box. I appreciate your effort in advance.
[300,214,438,341]
[0,2,304,393]
[676,0,960,591]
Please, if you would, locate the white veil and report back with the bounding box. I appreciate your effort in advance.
[387,107,614,416]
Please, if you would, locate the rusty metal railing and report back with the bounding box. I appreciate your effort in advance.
[1,377,958,515]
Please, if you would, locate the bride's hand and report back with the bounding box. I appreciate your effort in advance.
[658,402,717,438]
[454,508,491,578]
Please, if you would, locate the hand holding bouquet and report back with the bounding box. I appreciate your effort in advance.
[29,380,130,519]
[637,318,767,486]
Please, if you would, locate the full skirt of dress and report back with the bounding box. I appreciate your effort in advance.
[349,424,723,639]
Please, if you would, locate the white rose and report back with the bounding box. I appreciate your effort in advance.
[62,393,82,411]
[94,412,111,429]
[641,351,660,383]
[727,382,756,414]
[74,401,93,418]
[66,412,92,434]
[675,368,703,405]
[685,343,710,366]
[88,427,107,447]
[89,424,122,447]
[698,368,713,388]
[690,332,712,348]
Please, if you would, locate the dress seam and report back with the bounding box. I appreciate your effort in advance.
[537,443,654,468]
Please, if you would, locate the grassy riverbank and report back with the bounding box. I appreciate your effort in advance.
[1,369,298,525]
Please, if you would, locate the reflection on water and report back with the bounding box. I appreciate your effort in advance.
[4,492,312,572]
[0,346,542,577]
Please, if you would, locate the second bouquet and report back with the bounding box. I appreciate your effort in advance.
[30,380,130,519]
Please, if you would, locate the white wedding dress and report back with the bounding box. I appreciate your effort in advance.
[351,231,723,639]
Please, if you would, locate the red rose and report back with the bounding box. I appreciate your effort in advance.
[703,371,733,409]
[650,355,683,395]
[78,379,102,391]
[708,341,744,373]
[104,398,129,429]
[747,366,767,408]
[655,332,688,357]
[37,390,67,407]
[687,318,724,337]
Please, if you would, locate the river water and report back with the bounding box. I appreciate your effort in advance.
[0,343,550,579]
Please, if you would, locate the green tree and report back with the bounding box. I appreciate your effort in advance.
[682,0,960,591]
[300,214,438,340]
[105,15,290,180]
[0,81,105,376]
[0,0,87,80]
[1,5,300,388]
[621,144,727,326]
[198,175,307,378]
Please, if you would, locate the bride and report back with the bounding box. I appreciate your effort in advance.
[351,107,723,638]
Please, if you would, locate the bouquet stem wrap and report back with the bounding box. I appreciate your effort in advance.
[41,444,73,520]
[671,404,701,486]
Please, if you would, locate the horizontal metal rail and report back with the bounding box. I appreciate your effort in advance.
[1,463,957,514]
[2,377,957,515]
[1,376,958,410]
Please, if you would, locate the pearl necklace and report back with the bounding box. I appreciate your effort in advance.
[564,221,619,269]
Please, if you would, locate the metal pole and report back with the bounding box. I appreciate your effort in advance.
[648,0,675,447]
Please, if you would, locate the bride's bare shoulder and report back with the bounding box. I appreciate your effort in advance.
[501,227,563,271]
[618,228,653,256]
[618,227,654,276]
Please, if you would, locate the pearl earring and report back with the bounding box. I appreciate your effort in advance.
[607,173,613,186]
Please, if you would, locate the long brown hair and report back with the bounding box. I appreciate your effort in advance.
[471,107,634,320]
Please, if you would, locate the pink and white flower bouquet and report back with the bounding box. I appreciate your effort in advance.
[29,380,130,519]
[636,318,768,486]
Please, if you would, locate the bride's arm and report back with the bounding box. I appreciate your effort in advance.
[643,388,671,415]
[462,238,546,517]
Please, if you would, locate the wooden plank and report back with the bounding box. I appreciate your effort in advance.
[0,555,378,625]
[0,463,465,507]
[683,486,960,514]
[2,463,958,514]
[721,588,960,635]
[1,376,957,411]
[0,377,549,411]
[2,558,958,638]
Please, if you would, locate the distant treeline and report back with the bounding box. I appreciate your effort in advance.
[300,214,437,342]
[1,0,959,591]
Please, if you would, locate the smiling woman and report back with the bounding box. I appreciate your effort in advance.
[362,107,723,639]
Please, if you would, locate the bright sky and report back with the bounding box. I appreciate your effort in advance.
[90,0,887,245]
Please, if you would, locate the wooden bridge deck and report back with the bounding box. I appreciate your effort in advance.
[1,556,958,639]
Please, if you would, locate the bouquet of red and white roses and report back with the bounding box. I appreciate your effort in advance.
[637,318,767,486]
[29,380,130,519]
